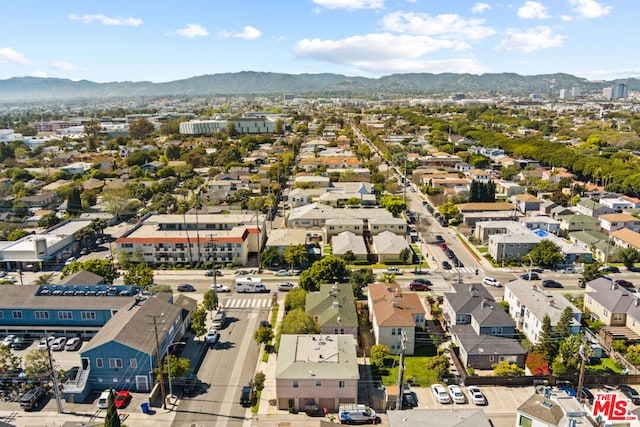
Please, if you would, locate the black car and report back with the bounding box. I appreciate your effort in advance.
[304,404,326,417]
[435,235,445,243]
[581,386,594,404]
[601,265,620,273]
[64,366,80,382]
[402,390,418,409]
[442,261,452,270]
[20,387,46,411]
[520,272,540,280]
[259,320,271,328]
[240,385,254,407]
[205,270,223,277]
[541,279,563,288]
[177,284,196,292]
[619,385,640,405]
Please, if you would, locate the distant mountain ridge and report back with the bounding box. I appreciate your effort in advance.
[0,71,637,102]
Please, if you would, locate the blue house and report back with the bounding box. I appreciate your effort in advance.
[64,293,196,402]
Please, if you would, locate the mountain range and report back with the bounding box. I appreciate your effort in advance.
[0,72,637,102]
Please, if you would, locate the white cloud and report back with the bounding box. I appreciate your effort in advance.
[176,24,209,38]
[0,47,31,65]
[51,61,77,71]
[568,0,611,18]
[472,2,492,13]
[561,15,573,21]
[517,1,550,19]
[30,70,47,78]
[381,12,495,41]
[311,0,384,10]
[68,13,142,27]
[494,26,564,53]
[220,26,262,40]
[573,68,640,79]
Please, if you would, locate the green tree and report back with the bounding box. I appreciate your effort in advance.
[284,244,309,269]
[129,118,155,140]
[284,288,307,313]
[0,345,20,371]
[148,284,172,294]
[555,307,575,339]
[493,361,524,376]
[528,240,564,268]
[67,187,83,216]
[61,259,119,284]
[582,260,603,283]
[274,119,285,135]
[552,334,589,375]
[342,250,356,264]
[203,289,218,312]
[618,247,640,270]
[122,264,154,288]
[625,344,640,365]
[38,212,61,229]
[535,314,558,363]
[104,388,121,427]
[437,202,459,221]
[24,349,51,379]
[279,309,319,335]
[379,196,407,217]
[157,355,191,380]
[298,255,350,292]
[34,273,55,285]
[425,354,450,378]
[260,247,283,268]
[350,270,375,298]
[7,229,29,241]
[399,247,412,270]
[254,326,274,346]
[253,371,266,391]
[190,306,207,337]
[11,200,28,218]
[84,119,101,151]
[370,344,390,369]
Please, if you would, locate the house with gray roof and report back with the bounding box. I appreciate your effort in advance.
[287,202,392,229]
[488,231,540,262]
[306,283,358,338]
[387,409,492,427]
[516,394,589,427]
[504,280,581,344]
[275,334,359,412]
[331,231,367,260]
[443,283,525,369]
[64,293,196,402]
[573,198,615,218]
[58,270,105,287]
[371,231,410,263]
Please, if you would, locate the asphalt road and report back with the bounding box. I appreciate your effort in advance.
[172,297,270,427]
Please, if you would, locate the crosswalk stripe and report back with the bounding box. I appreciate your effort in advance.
[220,298,272,309]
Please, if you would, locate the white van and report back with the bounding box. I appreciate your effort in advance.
[338,404,377,424]
[212,310,226,329]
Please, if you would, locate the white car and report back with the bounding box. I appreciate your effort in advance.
[482,277,502,287]
[65,337,82,351]
[51,337,67,351]
[447,384,466,404]
[2,335,15,347]
[210,284,231,293]
[64,257,76,266]
[274,269,291,276]
[431,384,451,404]
[467,386,487,405]
[205,329,220,345]
[277,282,296,292]
[38,336,56,350]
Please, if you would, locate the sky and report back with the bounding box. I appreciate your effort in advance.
[0,0,636,83]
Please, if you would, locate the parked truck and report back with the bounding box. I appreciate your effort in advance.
[235,277,268,293]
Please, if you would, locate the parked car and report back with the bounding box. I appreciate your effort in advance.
[431,384,451,404]
[581,386,594,404]
[439,243,448,251]
[51,337,67,351]
[541,279,563,288]
[435,235,445,243]
[619,385,640,405]
[10,337,29,350]
[560,266,577,274]
[409,281,431,291]
[114,391,131,409]
[615,279,635,289]
[467,386,487,405]
[447,384,466,404]
[482,277,502,287]
[38,336,56,350]
[520,272,540,280]
[97,390,116,409]
[259,320,271,328]
[1,335,15,347]
[205,329,220,345]
[177,284,196,292]
[20,387,46,411]
[210,283,231,293]
[64,257,76,266]
[240,385,254,407]
[304,403,326,417]
[277,282,296,292]
[601,265,620,273]
[65,337,81,351]
[64,366,79,382]
[205,270,223,277]
[384,266,400,274]
[274,269,291,276]
[442,261,452,270]
[402,389,418,408]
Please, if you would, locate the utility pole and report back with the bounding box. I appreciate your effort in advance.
[210,235,218,308]
[46,340,63,413]
[150,314,167,409]
[576,336,588,403]
[396,331,407,410]
[256,209,262,273]
[402,157,408,204]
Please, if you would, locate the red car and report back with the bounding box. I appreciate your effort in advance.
[114,391,131,409]
[409,281,431,291]
[439,243,448,251]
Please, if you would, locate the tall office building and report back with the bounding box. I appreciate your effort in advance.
[571,86,581,97]
[603,83,628,100]
[559,89,569,99]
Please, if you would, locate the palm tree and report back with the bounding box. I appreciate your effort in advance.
[34,273,56,285]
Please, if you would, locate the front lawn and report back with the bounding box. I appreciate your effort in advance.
[378,355,439,387]
[586,357,625,374]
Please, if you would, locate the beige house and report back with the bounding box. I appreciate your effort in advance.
[611,228,640,251]
[599,213,640,233]
[275,334,359,412]
[324,218,364,241]
[331,231,367,260]
[371,231,410,263]
[367,284,426,355]
[368,218,407,236]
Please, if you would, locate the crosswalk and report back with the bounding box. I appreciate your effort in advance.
[220,298,272,309]
[440,267,479,275]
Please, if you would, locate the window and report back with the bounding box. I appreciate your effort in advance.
[339,381,345,389]
[12,311,22,319]
[109,358,123,369]
[519,415,533,427]
[129,359,137,369]
[292,381,298,389]
[488,356,495,362]
[0,312,4,319]
[58,311,72,320]
[81,311,97,320]
[96,358,104,368]
[35,311,49,320]
[316,380,322,387]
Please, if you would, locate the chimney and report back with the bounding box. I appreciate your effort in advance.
[332,299,339,308]
[549,299,555,307]
[481,299,488,309]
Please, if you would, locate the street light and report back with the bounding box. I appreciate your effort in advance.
[166,341,187,405]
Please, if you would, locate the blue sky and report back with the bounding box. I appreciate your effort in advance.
[0,0,634,83]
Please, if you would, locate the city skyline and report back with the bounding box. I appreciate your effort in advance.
[0,0,636,84]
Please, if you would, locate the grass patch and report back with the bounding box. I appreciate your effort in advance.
[378,356,439,387]
[586,357,624,374]
[477,247,488,253]
[261,305,280,362]
[456,235,480,261]
[251,389,261,414]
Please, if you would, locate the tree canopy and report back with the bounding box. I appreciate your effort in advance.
[528,240,564,268]
[61,259,119,284]
[298,255,350,292]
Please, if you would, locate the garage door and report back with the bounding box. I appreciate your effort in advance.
[319,397,334,411]
[338,397,356,404]
[278,398,290,410]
